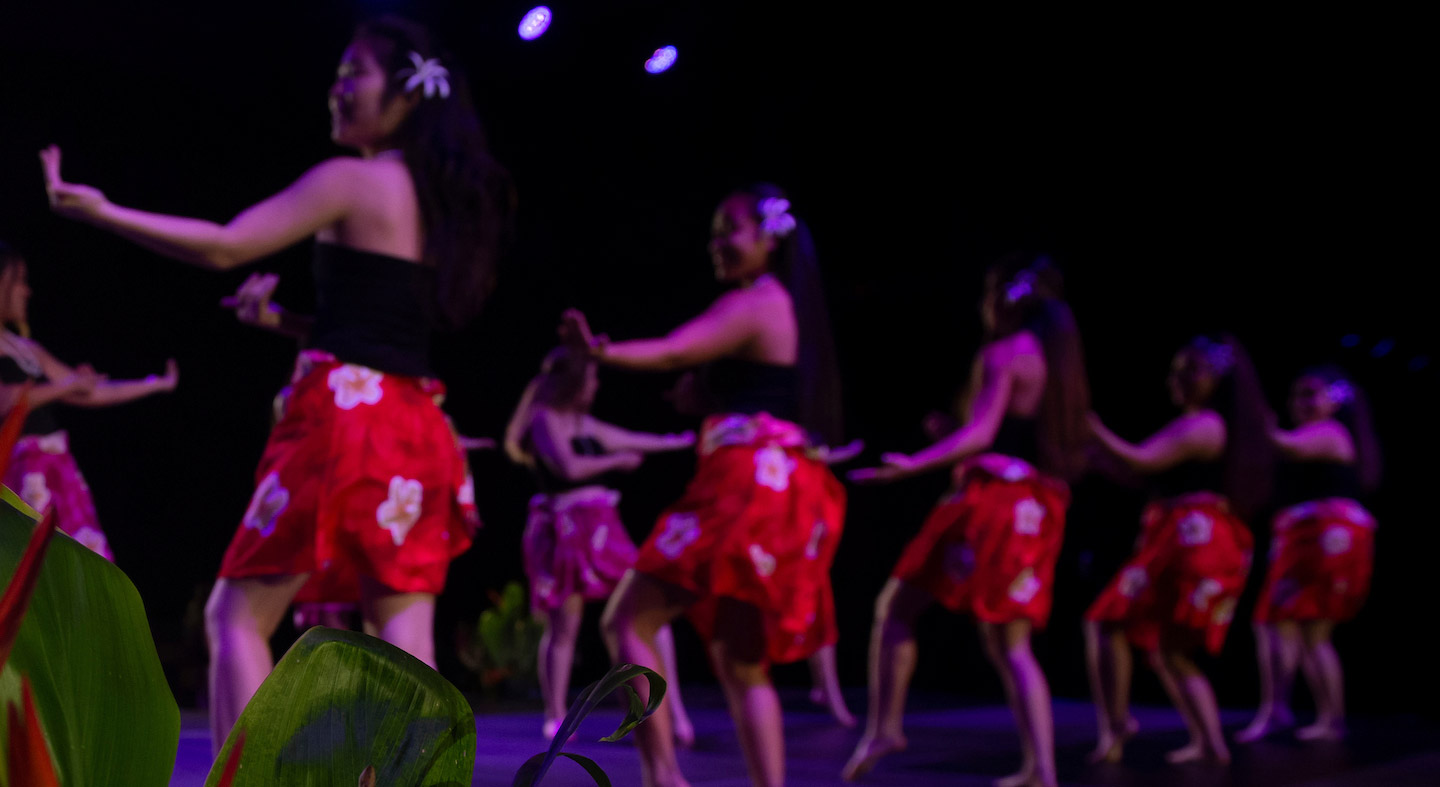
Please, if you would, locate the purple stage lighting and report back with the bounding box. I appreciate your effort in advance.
[518,6,552,40]
[645,45,678,74]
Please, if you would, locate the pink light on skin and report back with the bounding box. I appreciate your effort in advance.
[518,6,552,41]
[645,45,678,74]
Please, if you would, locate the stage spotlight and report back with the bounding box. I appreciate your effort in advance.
[518,6,552,40]
[1370,338,1395,358]
[1409,355,1430,372]
[1340,334,1361,348]
[645,45,678,74]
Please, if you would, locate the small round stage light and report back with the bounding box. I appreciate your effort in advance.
[518,6,552,40]
[645,45,678,74]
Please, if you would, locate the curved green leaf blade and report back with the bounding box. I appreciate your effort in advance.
[205,627,475,786]
[512,663,666,786]
[0,488,180,787]
[513,751,613,787]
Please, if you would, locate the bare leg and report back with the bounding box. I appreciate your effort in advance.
[1084,620,1138,763]
[842,579,933,781]
[204,573,311,755]
[1296,621,1346,740]
[809,644,856,727]
[1148,650,1205,762]
[358,576,437,668]
[600,570,695,787]
[980,621,1056,787]
[1238,622,1298,742]
[1156,645,1230,764]
[710,598,785,787]
[654,624,697,747]
[539,594,585,738]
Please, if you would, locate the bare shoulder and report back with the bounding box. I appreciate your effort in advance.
[1180,409,1227,450]
[715,279,789,317]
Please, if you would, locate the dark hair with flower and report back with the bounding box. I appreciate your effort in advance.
[352,15,516,330]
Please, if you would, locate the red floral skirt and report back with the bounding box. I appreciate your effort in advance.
[6,431,112,560]
[1086,493,1252,654]
[218,351,478,595]
[1253,498,1375,623]
[523,486,640,612]
[634,413,846,664]
[892,455,1070,626]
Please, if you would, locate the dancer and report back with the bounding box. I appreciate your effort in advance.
[505,346,699,742]
[1238,367,1380,742]
[1,241,179,560]
[1084,336,1271,765]
[561,184,846,787]
[41,15,511,751]
[843,255,1090,787]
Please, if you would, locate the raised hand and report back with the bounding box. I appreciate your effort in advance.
[220,273,282,328]
[559,308,601,356]
[614,450,644,472]
[847,452,920,484]
[66,363,101,396]
[159,359,180,391]
[39,145,109,223]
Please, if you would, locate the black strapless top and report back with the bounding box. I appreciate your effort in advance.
[310,243,435,377]
[1275,459,1362,508]
[0,356,61,436]
[1152,458,1224,500]
[533,434,617,494]
[700,358,800,423]
[991,414,1039,465]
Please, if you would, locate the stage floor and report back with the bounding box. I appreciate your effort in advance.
[168,690,1440,786]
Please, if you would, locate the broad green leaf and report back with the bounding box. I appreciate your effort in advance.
[511,663,666,786]
[206,627,475,786]
[0,488,180,787]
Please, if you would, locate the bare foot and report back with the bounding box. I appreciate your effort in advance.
[1296,720,1345,741]
[1236,708,1294,743]
[1166,740,1230,765]
[541,717,562,740]
[811,686,858,727]
[842,734,908,781]
[1087,717,1139,764]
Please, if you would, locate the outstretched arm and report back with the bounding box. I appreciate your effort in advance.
[560,289,759,372]
[64,359,179,407]
[531,408,643,481]
[584,418,695,454]
[850,349,1013,483]
[42,146,358,271]
[1270,420,1354,463]
[1088,410,1224,474]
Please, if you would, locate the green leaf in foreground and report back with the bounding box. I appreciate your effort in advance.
[511,662,667,787]
[206,627,475,786]
[0,487,180,787]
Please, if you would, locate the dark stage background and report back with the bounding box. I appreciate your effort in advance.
[2,2,1433,718]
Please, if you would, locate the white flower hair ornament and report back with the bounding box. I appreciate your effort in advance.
[398,51,451,100]
[1004,270,1037,304]
[758,197,798,238]
[1326,379,1355,406]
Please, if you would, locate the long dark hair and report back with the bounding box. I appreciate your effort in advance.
[985,253,1091,481]
[503,347,592,467]
[1302,364,1383,493]
[0,241,28,336]
[1185,335,1274,518]
[736,184,844,446]
[354,16,515,330]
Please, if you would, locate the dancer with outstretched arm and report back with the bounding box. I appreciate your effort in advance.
[40,15,512,752]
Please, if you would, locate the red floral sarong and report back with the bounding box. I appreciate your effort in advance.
[892,454,1070,626]
[635,413,846,664]
[1254,498,1375,623]
[1086,493,1252,654]
[218,350,478,594]
[6,431,112,560]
